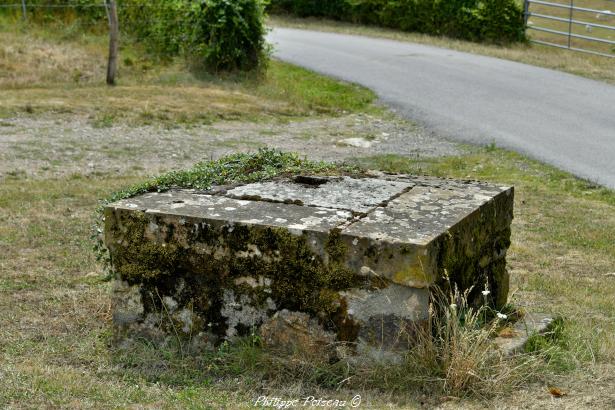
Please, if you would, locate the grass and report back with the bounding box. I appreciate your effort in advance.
[269,11,615,85]
[2,14,615,409]
[0,18,378,125]
[2,146,614,408]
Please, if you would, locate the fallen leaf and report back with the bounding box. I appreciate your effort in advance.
[498,327,516,338]
[549,387,566,398]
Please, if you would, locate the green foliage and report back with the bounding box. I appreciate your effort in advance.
[186,0,269,72]
[121,0,269,72]
[1,0,270,72]
[268,0,526,43]
[120,0,188,57]
[476,0,526,43]
[267,0,351,19]
[100,149,348,207]
[0,0,106,25]
[524,318,581,372]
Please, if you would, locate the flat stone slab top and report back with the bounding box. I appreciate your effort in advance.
[104,174,513,355]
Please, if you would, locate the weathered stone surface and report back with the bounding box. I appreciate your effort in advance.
[104,174,513,357]
[340,284,429,350]
[259,310,336,359]
[110,190,352,233]
[225,176,412,213]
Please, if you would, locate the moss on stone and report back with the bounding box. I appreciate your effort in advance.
[107,210,368,341]
[107,211,180,283]
[103,150,514,347]
[325,228,346,262]
[435,194,513,309]
[229,226,361,319]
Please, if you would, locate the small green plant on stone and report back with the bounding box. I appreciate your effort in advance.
[93,149,359,274]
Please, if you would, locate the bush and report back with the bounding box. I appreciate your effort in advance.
[268,0,526,43]
[268,0,350,19]
[120,0,187,57]
[186,0,269,72]
[122,0,269,73]
[477,0,526,43]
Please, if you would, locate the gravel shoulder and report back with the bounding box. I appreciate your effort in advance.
[0,113,462,179]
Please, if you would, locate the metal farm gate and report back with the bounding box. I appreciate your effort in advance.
[523,0,615,57]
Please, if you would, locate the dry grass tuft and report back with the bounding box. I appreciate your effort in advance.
[410,287,539,398]
[0,30,106,88]
[331,285,544,400]
[225,283,544,402]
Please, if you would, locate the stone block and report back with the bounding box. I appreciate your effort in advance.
[104,174,513,356]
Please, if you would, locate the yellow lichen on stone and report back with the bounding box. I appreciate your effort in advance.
[391,255,432,288]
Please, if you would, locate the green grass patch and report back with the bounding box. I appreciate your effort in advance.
[255,62,378,115]
[99,149,356,207]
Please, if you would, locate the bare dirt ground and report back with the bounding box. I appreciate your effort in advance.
[0,113,461,179]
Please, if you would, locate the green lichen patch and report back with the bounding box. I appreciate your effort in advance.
[435,191,513,309]
[104,211,180,283]
[99,150,368,340]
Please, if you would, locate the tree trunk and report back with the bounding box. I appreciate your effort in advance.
[106,0,119,86]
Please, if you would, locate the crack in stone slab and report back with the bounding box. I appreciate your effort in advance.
[334,185,415,231]
[184,177,419,231]
[223,176,414,216]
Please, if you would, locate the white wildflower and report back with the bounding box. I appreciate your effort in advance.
[496,312,507,320]
[482,290,490,296]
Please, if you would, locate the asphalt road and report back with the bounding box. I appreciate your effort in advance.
[268,28,615,189]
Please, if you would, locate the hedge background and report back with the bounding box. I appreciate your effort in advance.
[267,0,526,43]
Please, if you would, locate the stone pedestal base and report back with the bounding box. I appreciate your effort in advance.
[104,174,513,356]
